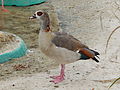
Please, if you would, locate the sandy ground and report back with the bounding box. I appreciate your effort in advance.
[0,0,120,90]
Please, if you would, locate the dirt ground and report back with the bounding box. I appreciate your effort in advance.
[0,2,59,80]
[0,0,120,90]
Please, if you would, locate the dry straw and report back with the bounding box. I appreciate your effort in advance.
[105,26,120,53]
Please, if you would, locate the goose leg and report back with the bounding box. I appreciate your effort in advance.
[50,64,65,84]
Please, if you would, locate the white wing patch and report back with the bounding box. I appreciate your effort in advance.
[56,46,58,48]
[76,49,80,53]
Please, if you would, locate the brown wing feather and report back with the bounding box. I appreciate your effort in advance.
[80,48,95,58]
[52,32,88,51]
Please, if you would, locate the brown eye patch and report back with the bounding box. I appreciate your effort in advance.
[37,12,43,16]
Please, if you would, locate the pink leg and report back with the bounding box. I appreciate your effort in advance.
[1,0,9,12]
[50,64,65,84]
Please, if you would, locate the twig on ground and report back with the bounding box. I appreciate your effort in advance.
[105,26,120,53]
[112,11,120,22]
[108,77,120,90]
[100,12,104,31]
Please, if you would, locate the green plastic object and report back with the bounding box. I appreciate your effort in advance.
[0,0,46,6]
[0,33,27,64]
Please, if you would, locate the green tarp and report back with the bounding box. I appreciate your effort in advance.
[0,39,27,63]
[0,0,46,6]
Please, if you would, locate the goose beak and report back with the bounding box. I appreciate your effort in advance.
[29,15,36,19]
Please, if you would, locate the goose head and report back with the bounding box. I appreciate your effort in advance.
[29,10,44,19]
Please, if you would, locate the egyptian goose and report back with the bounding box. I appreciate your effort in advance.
[29,10,100,84]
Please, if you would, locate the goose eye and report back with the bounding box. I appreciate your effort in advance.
[37,12,43,16]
